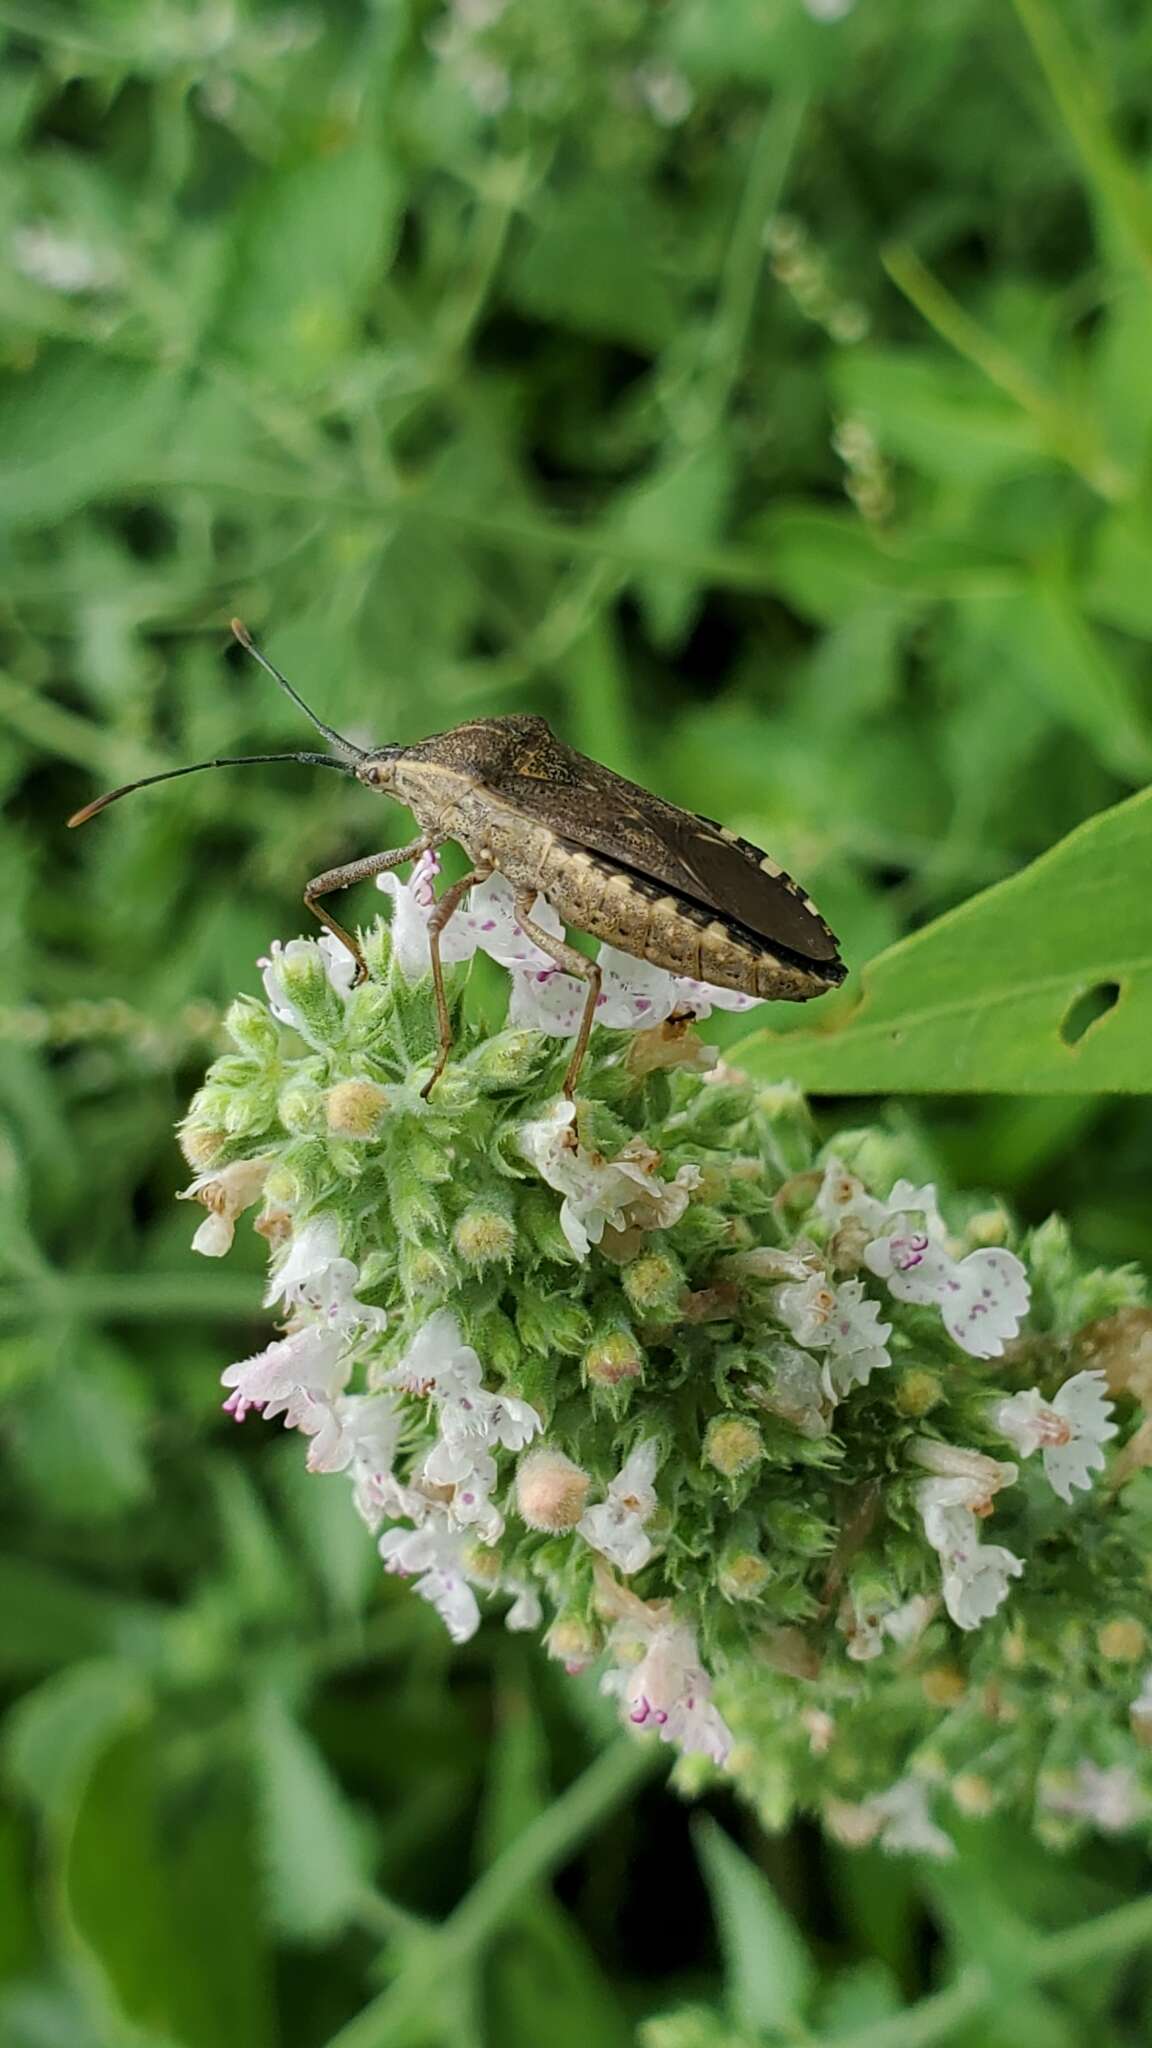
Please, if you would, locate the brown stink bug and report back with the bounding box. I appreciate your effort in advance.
[69,622,846,1096]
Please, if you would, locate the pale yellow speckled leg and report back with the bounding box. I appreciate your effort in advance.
[513,893,602,1098]
[420,864,493,1099]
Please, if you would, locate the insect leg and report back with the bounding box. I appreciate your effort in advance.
[421,864,494,1100]
[512,894,602,1099]
[305,836,434,982]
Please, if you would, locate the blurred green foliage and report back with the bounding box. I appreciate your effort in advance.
[2,0,1152,2041]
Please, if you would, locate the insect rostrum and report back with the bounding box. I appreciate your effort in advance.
[69,622,846,1096]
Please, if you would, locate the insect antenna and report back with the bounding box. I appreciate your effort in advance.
[230,618,365,761]
[67,752,352,828]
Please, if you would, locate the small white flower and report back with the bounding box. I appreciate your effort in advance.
[377,850,480,978]
[1042,1762,1148,1834]
[385,1307,483,1396]
[774,1271,841,1347]
[504,1582,544,1633]
[578,1439,661,1575]
[994,1371,1117,1503]
[865,1227,1029,1359]
[378,1524,481,1643]
[909,1441,1018,1510]
[422,1436,504,1543]
[752,1343,830,1438]
[915,1481,1023,1630]
[324,1393,405,1520]
[265,1218,387,1345]
[388,1310,540,1463]
[814,1156,889,1236]
[259,934,355,1043]
[602,1616,732,1767]
[221,1324,350,1432]
[774,1271,891,1397]
[1132,1669,1152,1727]
[822,1279,892,1397]
[518,1098,697,1260]
[842,1590,937,1662]
[179,1155,270,1257]
[864,1778,955,1860]
[12,222,121,294]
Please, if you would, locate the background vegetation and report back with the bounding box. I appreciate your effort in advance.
[2,0,1151,2041]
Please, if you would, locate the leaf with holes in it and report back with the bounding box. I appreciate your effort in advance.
[732,787,1152,1094]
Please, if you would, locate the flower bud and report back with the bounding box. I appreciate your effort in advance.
[263,1165,301,1210]
[545,1614,600,1673]
[895,1369,944,1418]
[718,1550,772,1601]
[952,1774,996,1817]
[583,1327,644,1388]
[225,997,279,1058]
[516,1291,590,1359]
[966,1208,1008,1247]
[1097,1618,1146,1664]
[278,947,343,1039]
[325,1078,390,1139]
[465,1029,549,1089]
[400,1242,457,1295]
[462,1542,503,1585]
[921,1665,966,1707]
[704,1416,763,1477]
[359,920,393,981]
[1073,1306,1152,1404]
[179,1123,230,1170]
[516,1448,591,1532]
[621,1249,685,1321]
[278,1083,326,1136]
[453,1203,517,1268]
[222,1088,273,1137]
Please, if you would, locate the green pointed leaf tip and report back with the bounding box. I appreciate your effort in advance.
[734,786,1152,1093]
[693,1816,815,2033]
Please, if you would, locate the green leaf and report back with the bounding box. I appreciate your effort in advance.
[250,1688,370,1941]
[65,1728,274,2048]
[0,347,179,527]
[617,440,736,649]
[4,1658,147,1826]
[509,184,679,352]
[0,1559,155,1677]
[834,347,1043,483]
[219,135,402,386]
[692,1816,815,2034]
[956,584,1152,783]
[733,786,1152,1093]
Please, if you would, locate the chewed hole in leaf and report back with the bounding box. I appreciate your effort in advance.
[1059,980,1122,1048]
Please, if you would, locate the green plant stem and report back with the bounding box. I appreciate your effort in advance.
[0,1272,265,1327]
[881,245,1131,502]
[697,95,807,434]
[324,1738,661,2048]
[823,1891,1152,2048]
[1011,0,1152,286]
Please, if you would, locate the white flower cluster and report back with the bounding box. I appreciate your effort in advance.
[201,1193,731,1755]
[379,851,761,1039]
[810,1160,1117,1634]
[179,934,1140,1828]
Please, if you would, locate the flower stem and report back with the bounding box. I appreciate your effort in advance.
[821,1891,1152,2048]
[324,1738,662,2048]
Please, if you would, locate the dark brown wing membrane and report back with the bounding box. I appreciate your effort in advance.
[486,740,842,968]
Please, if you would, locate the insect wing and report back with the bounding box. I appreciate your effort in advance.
[486,744,843,970]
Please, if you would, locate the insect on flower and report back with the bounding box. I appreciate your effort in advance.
[69,622,846,1095]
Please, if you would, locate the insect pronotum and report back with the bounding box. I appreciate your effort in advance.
[69,622,846,1096]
